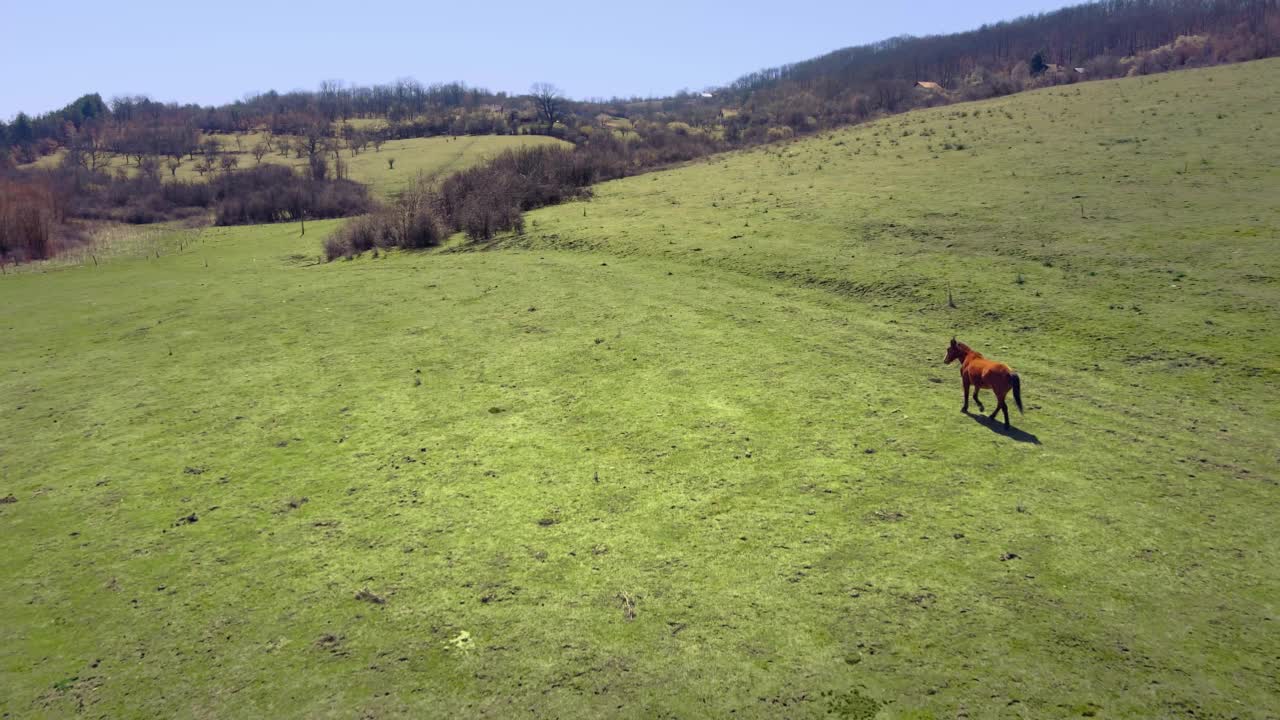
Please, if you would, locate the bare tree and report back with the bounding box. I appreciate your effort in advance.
[348,131,367,156]
[530,82,566,134]
[165,130,191,178]
[873,80,907,112]
[75,123,111,172]
[387,157,396,170]
[219,154,239,174]
[200,139,220,166]
[63,144,86,174]
[252,142,269,164]
[302,123,327,159]
[139,155,161,182]
[309,153,328,181]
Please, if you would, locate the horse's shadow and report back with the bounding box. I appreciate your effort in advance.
[966,411,1042,444]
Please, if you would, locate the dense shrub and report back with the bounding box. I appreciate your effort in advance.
[455,189,525,241]
[334,215,383,254]
[323,179,447,260]
[393,185,447,248]
[211,166,370,226]
[0,178,59,260]
[323,233,353,261]
[48,162,371,227]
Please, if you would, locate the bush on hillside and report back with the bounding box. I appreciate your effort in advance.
[322,180,448,260]
[212,165,371,225]
[49,162,372,227]
[0,177,60,260]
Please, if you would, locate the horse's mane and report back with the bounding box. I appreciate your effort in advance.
[956,341,982,358]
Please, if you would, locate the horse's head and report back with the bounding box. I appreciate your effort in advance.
[944,337,963,364]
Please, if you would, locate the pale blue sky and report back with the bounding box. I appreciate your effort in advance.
[2,0,1075,119]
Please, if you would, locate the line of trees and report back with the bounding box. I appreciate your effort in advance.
[63,159,371,226]
[0,158,371,263]
[717,0,1278,140]
[4,0,1276,167]
[728,0,1276,97]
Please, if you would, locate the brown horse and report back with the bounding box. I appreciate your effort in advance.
[944,338,1023,430]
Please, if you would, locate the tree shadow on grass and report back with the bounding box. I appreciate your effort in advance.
[967,411,1042,444]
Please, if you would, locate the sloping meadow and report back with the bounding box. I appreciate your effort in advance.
[1,60,1277,717]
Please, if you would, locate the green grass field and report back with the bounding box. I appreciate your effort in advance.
[2,59,1278,718]
[340,135,568,199]
[26,134,568,200]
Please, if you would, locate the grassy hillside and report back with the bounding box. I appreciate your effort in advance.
[1,59,1277,719]
[346,135,569,198]
[26,134,569,200]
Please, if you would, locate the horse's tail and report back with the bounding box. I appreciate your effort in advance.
[1011,373,1024,413]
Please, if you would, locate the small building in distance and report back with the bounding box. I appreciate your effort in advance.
[915,81,944,91]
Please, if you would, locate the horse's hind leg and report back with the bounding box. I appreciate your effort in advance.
[990,389,1011,430]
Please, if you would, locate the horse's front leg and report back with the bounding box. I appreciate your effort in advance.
[972,386,985,411]
[962,376,971,413]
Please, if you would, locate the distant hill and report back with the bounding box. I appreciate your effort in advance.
[3,0,1275,162]
[26,134,568,201]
